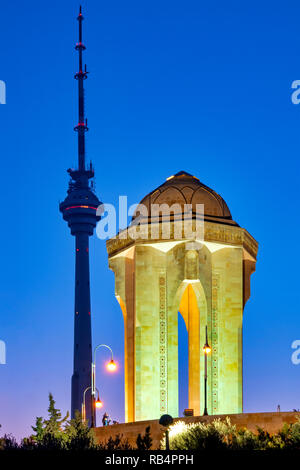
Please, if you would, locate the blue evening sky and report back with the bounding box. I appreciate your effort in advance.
[0,0,300,439]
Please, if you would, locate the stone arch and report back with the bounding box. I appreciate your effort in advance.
[116,295,126,320]
[115,294,134,422]
[174,280,208,416]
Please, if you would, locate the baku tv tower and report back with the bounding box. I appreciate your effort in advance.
[60,7,101,423]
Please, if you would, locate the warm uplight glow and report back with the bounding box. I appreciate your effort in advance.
[95,399,103,408]
[169,421,187,438]
[203,344,211,354]
[106,359,117,372]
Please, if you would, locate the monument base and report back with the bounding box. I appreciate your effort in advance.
[93,411,300,449]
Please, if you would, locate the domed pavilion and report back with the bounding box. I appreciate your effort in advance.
[106,171,258,422]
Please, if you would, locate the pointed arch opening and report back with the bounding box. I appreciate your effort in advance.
[115,294,134,423]
[175,281,208,416]
[178,310,188,416]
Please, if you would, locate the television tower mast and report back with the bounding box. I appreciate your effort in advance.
[60,6,101,425]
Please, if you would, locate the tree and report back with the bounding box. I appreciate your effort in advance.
[31,416,44,443]
[30,393,69,450]
[43,393,69,436]
[64,410,95,450]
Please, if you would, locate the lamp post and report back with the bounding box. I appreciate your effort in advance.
[91,344,117,427]
[82,386,102,423]
[203,325,211,416]
[159,414,174,451]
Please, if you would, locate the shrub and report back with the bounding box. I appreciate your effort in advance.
[0,434,18,451]
[64,411,96,451]
[165,417,286,451]
[136,426,152,450]
[166,420,228,451]
[98,434,132,450]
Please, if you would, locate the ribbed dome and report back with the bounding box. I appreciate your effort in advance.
[133,171,234,224]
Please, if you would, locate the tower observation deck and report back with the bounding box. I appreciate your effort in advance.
[60,7,101,424]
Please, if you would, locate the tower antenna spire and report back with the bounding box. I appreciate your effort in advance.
[74,5,88,172]
[60,7,101,426]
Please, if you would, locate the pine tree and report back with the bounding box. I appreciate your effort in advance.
[31,416,44,443]
[32,393,69,450]
[64,410,95,450]
[43,393,69,436]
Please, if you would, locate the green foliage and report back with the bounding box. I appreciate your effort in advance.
[168,419,229,451]
[278,419,300,449]
[256,427,282,450]
[98,434,132,450]
[28,395,130,451]
[166,417,300,452]
[289,420,300,448]
[231,428,259,451]
[21,436,36,450]
[31,417,44,443]
[64,410,96,451]
[43,393,69,436]
[136,426,152,450]
[37,432,66,451]
[29,393,69,450]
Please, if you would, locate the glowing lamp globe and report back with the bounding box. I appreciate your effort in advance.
[95,398,103,409]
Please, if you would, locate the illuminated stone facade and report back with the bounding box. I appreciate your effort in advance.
[106,172,258,422]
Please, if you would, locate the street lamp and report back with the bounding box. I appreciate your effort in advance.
[95,395,103,409]
[107,359,117,372]
[159,414,174,451]
[203,325,211,416]
[91,344,117,427]
[82,386,102,423]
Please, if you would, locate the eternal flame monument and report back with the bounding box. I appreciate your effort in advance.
[106,171,258,422]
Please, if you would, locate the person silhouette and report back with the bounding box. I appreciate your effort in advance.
[102,412,110,426]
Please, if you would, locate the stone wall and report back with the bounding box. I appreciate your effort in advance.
[93,412,300,450]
